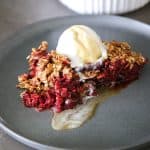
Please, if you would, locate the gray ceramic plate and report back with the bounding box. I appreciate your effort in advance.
[0,16,150,150]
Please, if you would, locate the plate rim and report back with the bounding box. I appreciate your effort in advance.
[0,15,150,150]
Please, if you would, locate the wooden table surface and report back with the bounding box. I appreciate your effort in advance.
[0,0,150,149]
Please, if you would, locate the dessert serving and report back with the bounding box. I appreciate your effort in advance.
[17,25,147,130]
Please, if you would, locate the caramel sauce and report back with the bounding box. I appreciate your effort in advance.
[88,82,130,119]
[52,83,130,130]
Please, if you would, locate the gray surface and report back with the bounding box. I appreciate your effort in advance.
[0,1,150,150]
[0,15,150,150]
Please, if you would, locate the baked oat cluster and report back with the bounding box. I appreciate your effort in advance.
[17,41,146,112]
[81,41,146,87]
[17,41,95,112]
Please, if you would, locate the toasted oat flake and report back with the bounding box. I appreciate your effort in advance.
[17,41,147,112]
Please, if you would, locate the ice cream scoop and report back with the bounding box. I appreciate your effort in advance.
[56,25,107,67]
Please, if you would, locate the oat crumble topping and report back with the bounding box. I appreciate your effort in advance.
[17,41,147,112]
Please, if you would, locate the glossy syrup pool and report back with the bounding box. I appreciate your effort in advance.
[84,83,130,121]
[51,82,130,130]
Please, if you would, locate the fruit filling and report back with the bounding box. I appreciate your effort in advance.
[17,41,146,112]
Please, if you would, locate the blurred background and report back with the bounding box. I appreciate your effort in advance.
[0,0,149,150]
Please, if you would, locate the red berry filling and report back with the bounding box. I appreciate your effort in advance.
[17,41,147,113]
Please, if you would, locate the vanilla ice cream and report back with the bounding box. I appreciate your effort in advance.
[56,25,107,67]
